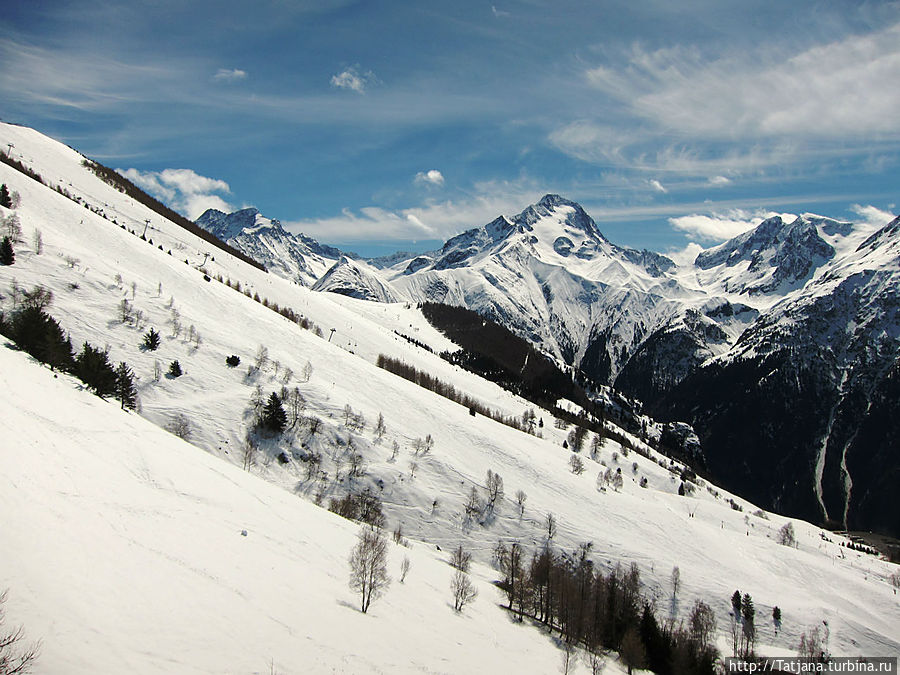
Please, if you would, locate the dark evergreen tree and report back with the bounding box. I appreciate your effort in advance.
[225,354,241,367]
[141,327,161,351]
[115,362,138,410]
[168,360,182,377]
[4,305,74,371]
[0,184,11,208]
[0,236,14,266]
[258,392,287,435]
[75,342,117,398]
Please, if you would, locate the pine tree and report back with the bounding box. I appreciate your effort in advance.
[141,327,161,351]
[115,362,138,410]
[0,236,14,266]
[168,360,182,377]
[258,392,287,435]
[75,342,117,398]
[0,184,11,208]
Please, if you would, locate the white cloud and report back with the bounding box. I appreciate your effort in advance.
[119,168,233,219]
[213,68,247,82]
[849,203,896,228]
[414,169,445,187]
[491,5,510,18]
[665,241,705,268]
[555,23,900,176]
[649,179,667,193]
[284,179,541,243]
[587,23,900,139]
[330,66,376,94]
[668,208,793,243]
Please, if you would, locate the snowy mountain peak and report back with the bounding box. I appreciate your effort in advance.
[518,193,604,240]
[196,207,265,240]
[694,213,835,294]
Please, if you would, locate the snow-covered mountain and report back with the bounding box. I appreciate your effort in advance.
[312,256,407,303]
[222,193,896,535]
[196,207,343,286]
[2,121,899,671]
[663,214,900,535]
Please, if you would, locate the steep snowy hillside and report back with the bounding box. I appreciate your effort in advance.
[2,121,898,667]
[0,346,570,675]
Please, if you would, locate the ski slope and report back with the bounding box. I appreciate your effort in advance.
[1,121,898,670]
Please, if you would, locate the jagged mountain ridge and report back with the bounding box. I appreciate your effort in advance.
[199,196,899,534]
[196,207,343,286]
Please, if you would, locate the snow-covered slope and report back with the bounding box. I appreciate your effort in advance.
[1,121,898,670]
[0,346,571,675]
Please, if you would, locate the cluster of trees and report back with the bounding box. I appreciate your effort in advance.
[493,541,718,675]
[420,302,583,407]
[375,354,532,434]
[329,489,386,528]
[729,590,756,658]
[0,286,137,410]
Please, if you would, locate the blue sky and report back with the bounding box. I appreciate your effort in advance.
[1,0,898,257]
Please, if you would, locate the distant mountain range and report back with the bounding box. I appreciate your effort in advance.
[198,195,900,535]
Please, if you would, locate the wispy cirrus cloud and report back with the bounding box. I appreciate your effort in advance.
[849,204,896,229]
[284,178,541,243]
[552,22,900,177]
[119,168,233,219]
[213,68,247,82]
[586,23,900,139]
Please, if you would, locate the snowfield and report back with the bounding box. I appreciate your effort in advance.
[1,121,898,672]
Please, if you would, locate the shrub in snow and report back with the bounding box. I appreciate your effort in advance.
[777,522,796,547]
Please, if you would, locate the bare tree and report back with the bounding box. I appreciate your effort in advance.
[166,414,192,440]
[464,486,481,518]
[450,544,472,572]
[285,387,306,428]
[545,512,557,540]
[486,469,504,509]
[400,556,411,583]
[242,435,258,471]
[515,489,527,518]
[255,344,269,372]
[569,454,585,475]
[373,413,386,441]
[689,599,717,651]
[348,525,390,614]
[671,565,681,599]
[0,589,40,675]
[451,570,477,612]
